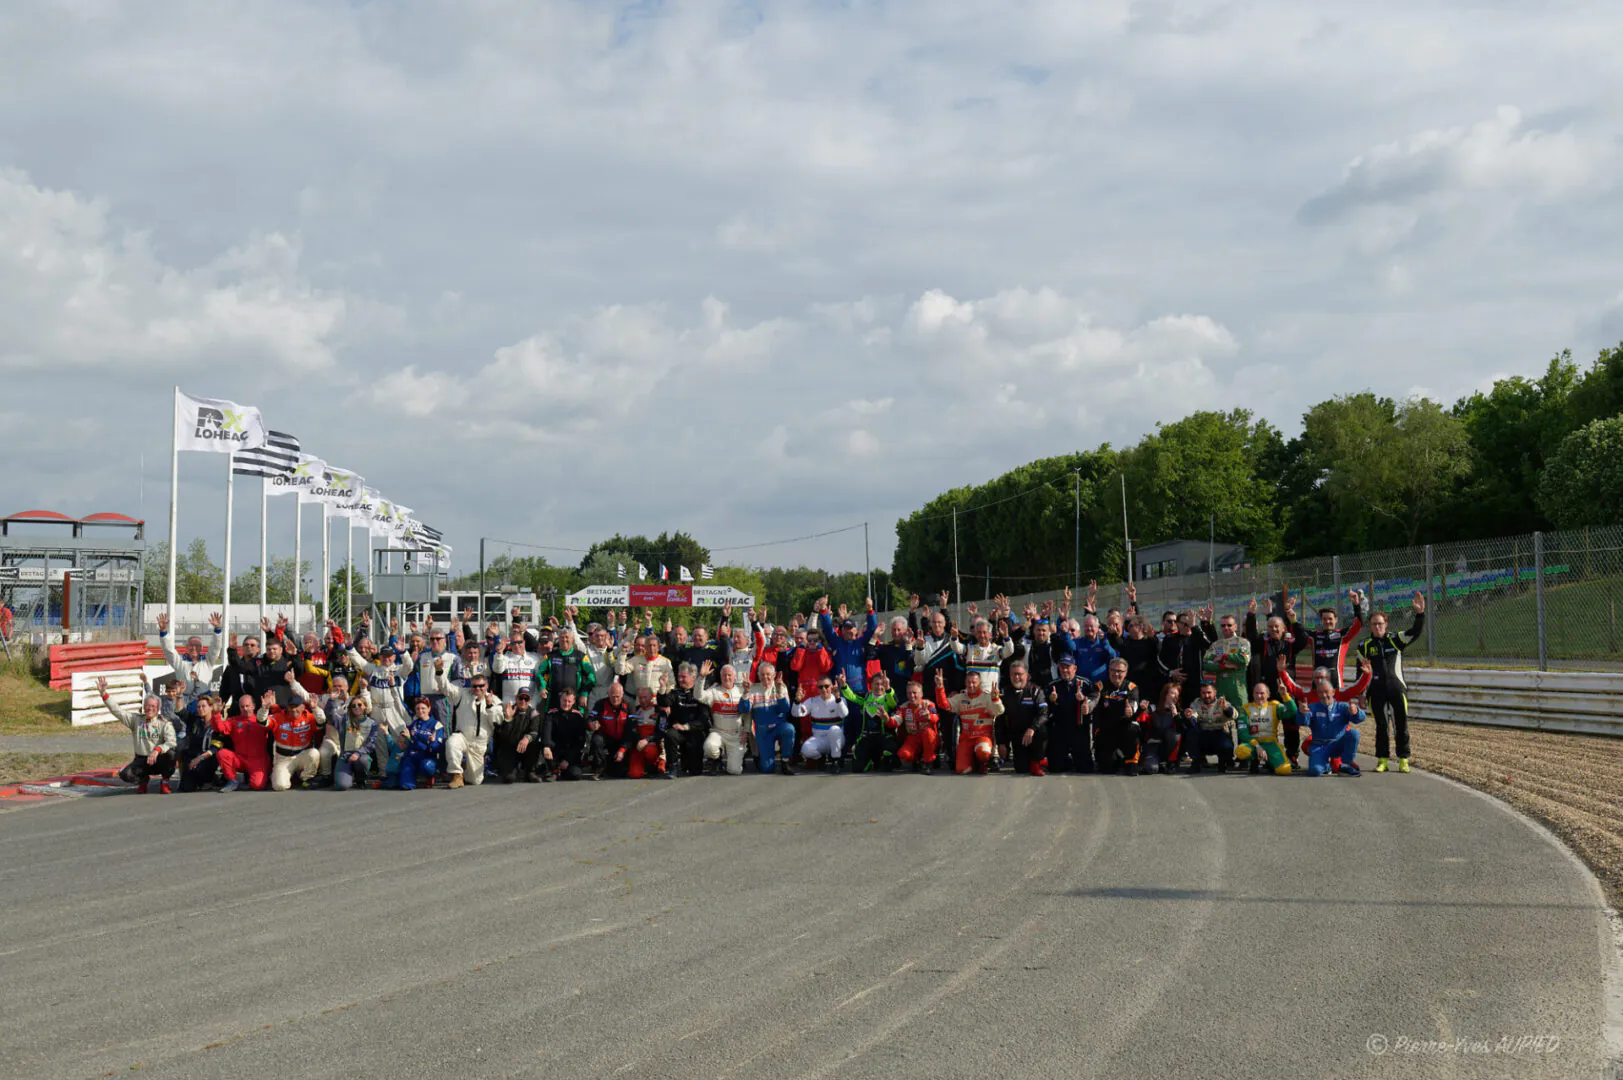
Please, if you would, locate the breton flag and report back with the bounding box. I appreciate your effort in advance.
[678,565,694,583]
[232,430,300,479]
[700,564,715,580]
[617,563,627,580]
[659,564,669,582]
[175,390,268,453]
[638,563,648,581]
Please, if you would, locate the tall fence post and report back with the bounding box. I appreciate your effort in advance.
[1424,545,1435,661]
[1332,555,1341,616]
[1534,531,1547,672]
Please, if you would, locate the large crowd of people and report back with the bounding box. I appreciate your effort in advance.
[98,583,1426,793]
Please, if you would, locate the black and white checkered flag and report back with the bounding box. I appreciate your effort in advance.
[232,430,300,479]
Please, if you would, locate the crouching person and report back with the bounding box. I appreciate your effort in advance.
[541,687,590,781]
[744,664,796,776]
[392,698,446,790]
[321,695,378,790]
[490,689,544,783]
[443,673,503,788]
[96,677,177,794]
[267,670,323,790]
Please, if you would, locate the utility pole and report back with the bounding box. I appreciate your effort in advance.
[1120,473,1131,587]
[1073,470,1081,597]
[478,538,486,627]
[864,522,872,608]
[1208,514,1216,612]
[952,506,961,629]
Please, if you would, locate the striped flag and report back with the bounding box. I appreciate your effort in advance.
[617,563,626,580]
[700,564,715,580]
[232,430,300,479]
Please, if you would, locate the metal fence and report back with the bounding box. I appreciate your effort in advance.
[880,525,1623,672]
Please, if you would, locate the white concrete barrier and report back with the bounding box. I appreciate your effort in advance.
[1406,667,1623,737]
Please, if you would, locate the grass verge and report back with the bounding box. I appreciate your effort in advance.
[0,752,127,785]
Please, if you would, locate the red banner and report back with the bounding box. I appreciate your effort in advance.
[629,584,693,607]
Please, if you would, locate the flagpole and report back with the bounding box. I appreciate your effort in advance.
[321,502,331,628]
[259,476,268,631]
[346,520,354,630]
[222,453,235,639]
[293,497,302,637]
[166,387,180,624]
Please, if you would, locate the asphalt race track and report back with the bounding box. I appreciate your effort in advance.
[2,766,1619,1079]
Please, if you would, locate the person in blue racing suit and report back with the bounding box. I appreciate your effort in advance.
[1277,657,1371,777]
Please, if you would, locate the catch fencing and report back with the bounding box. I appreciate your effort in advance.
[882,525,1623,672]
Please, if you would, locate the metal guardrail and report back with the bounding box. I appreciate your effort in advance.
[1407,668,1623,737]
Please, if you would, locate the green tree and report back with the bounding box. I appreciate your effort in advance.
[172,538,223,603]
[1537,416,1623,528]
[328,565,363,621]
[581,533,710,581]
[1568,341,1623,427]
[229,557,313,605]
[1117,409,1283,566]
[1438,353,1579,538]
[1293,394,1472,549]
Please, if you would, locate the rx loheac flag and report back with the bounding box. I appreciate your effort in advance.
[175,390,268,453]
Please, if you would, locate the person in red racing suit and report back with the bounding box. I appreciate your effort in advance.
[935,669,1004,775]
[216,694,274,791]
[892,679,941,774]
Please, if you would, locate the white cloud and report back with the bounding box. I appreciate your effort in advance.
[2,0,1622,573]
[0,169,346,372]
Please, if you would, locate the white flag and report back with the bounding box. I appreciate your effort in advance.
[301,465,363,507]
[700,564,715,580]
[268,453,324,499]
[175,390,267,453]
[638,563,648,581]
[617,563,626,580]
[679,565,694,583]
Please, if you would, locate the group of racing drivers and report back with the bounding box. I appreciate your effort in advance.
[98,583,1426,792]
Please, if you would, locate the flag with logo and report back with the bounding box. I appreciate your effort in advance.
[638,563,648,581]
[232,431,300,479]
[679,565,694,583]
[175,390,268,453]
[267,453,324,499]
[700,564,715,580]
[300,464,363,508]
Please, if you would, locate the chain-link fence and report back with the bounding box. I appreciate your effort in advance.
[880,525,1623,671]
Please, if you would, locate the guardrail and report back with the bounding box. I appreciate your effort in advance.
[1406,667,1623,737]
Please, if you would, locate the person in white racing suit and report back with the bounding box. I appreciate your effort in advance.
[694,661,748,775]
[793,674,851,773]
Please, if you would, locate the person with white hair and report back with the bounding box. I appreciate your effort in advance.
[743,662,796,775]
[694,661,748,775]
[96,677,178,794]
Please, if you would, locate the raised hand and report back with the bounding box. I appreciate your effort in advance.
[934,669,945,689]
[965,602,977,618]
[96,676,109,693]
[1126,583,1137,604]
[260,616,272,632]
[157,612,170,633]
[837,603,850,620]
[909,594,920,610]
[1413,591,1426,614]
[208,612,222,630]
[284,667,296,684]
[864,596,874,613]
[700,660,714,678]
[1247,597,1257,614]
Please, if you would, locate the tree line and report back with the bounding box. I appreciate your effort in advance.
[891,342,1623,594]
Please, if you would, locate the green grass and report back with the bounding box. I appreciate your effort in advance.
[1421,575,1623,664]
[0,752,127,785]
[0,655,80,736]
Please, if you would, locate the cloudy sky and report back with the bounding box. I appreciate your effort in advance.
[3,0,1619,579]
